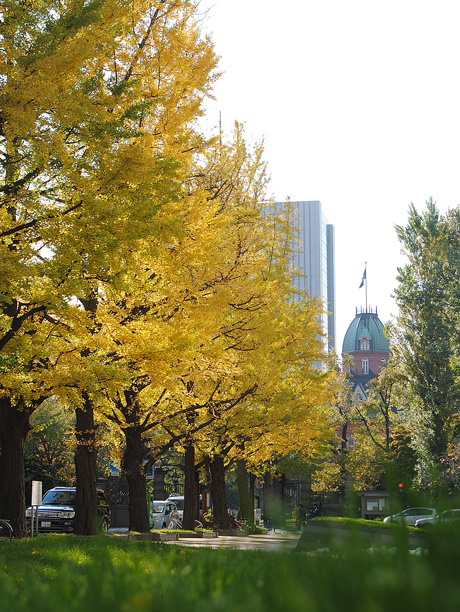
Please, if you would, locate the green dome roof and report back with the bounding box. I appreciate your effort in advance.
[342,311,389,354]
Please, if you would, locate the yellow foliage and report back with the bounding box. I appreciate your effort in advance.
[80,124,339,474]
[0,0,218,396]
[0,1,340,493]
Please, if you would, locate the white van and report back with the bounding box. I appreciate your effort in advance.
[150,500,178,529]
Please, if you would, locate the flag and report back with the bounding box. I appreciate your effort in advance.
[359,268,366,288]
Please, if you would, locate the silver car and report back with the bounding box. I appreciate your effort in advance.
[415,508,460,528]
[383,507,436,526]
[150,500,178,530]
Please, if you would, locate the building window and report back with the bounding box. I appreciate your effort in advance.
[366,499,379,512]
[347,437,355,450]
[360,340,369,350]
[381,358,386,367]
[366,498,388,512]
[362,357,369,374]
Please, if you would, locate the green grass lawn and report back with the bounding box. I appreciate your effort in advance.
[1,529,460,612]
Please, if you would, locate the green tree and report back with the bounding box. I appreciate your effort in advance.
[313,358,414,497]
[393,199,460,491]
[24,398,75,494]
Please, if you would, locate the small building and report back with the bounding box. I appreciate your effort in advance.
[359,490,391,520]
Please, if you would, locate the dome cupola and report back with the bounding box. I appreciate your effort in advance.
[342,308,389,354]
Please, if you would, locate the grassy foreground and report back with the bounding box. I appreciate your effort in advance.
[1,529,460,612]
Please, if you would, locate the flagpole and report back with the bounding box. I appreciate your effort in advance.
[365,261,368,313]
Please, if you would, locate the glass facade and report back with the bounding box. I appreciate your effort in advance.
[290,201,336,350]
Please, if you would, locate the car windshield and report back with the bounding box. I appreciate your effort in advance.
[152,503,165,513]
[42,491,76,506]
[403,508,432,516]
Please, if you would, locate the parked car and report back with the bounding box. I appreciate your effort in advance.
[26,486,111,534]
[415,508,460,528]
[150,500,178,529]
[383,507,436,526]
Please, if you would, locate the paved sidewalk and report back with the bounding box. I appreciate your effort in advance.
[165,530,301,552]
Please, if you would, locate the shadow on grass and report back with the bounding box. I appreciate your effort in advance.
[0,527,460,612]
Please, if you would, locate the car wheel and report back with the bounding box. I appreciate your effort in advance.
[100,519,108,534]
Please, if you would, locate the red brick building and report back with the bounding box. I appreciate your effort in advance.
[342,307,390,402]
[341,307,391,518]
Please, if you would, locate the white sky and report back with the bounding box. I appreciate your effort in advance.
[198,0,460,350]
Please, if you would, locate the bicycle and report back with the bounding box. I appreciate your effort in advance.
[229,515,248,530]
[0,519,13,541]
[167,511,203,530]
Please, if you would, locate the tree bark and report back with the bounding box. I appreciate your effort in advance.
[263,472,276,529]
[279,474,286,527]
[74,394,98,535]
[182,442,196,530]
[123,426,150,533]
[339,421,348,501]
[209,455,229,529]
[0,398,34,538]
[236,459,254,526]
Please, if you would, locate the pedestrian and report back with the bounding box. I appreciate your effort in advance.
[263,513,274,532]
[309,502,320,519]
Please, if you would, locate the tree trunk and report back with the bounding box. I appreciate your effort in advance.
[249,473,255,523]
[209,455,229,529]
[74,394,98,535]
[236,460,254,526]
[182,442,196,530]
[271,474,284,526]
[0,398,34,538]
[264,472,276,529]
[339,421,348,501]
[279,474,286,527]
[123,426,150,533]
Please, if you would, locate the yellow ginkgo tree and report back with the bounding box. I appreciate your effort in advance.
[89,125,337,532]
[0,0,218,536]
[73,125,272,532]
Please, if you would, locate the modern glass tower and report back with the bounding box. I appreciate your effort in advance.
[290,200,336,350]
